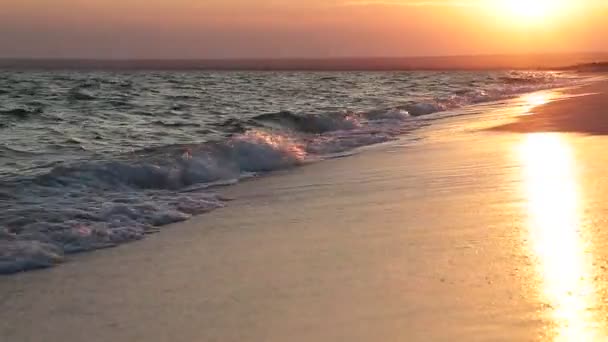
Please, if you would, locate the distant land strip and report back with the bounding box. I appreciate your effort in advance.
[1,53,607,71]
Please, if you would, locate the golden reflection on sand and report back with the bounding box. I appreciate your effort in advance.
[521,92,551,114]
[520,133,603,341]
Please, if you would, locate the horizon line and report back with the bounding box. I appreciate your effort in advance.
[1,53,607,72]
[1,51,608,62]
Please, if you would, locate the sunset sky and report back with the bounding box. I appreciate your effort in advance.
[1,0,607,59]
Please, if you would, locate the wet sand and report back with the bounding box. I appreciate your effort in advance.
[2,80,608,341]
[493,80,608,134]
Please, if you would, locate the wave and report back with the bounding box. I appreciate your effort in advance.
[0,108,42,118]
[0,145,43,157]
[0,71,586,274]
[252,110,361,133]
[108,99,133,108]
[0,106,414,274]
[498,71,560,84]
[166,94,199,100]
[1,108,419,274]
[39,131,306,190]
[69,88,96,101]
[152,120,201,128]
[0,129,312,274]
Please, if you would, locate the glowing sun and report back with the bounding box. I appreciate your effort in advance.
[495,0,569,24]
[504,0,552,19]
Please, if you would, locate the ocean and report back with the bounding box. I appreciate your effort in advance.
[0,70,586,274]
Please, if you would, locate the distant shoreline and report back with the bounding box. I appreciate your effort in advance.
[1,53,607,71]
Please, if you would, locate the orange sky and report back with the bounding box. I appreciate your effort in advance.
[1,0,607,58]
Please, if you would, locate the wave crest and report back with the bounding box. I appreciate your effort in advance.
[253,110,361,133]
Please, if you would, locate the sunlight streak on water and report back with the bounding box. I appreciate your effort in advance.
[520,133,603,341]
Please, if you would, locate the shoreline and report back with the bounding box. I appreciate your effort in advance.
[2,79,608,341]
[492,79,608,134]
[0,72,589,275]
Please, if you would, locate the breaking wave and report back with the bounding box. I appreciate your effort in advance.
[0,106,419,274]
[0,70,587,274]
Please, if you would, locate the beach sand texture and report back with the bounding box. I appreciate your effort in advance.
[2,80,608,341]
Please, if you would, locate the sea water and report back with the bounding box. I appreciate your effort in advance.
[0,70,584,273]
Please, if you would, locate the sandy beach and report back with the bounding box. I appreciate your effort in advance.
[2,79,608,341]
